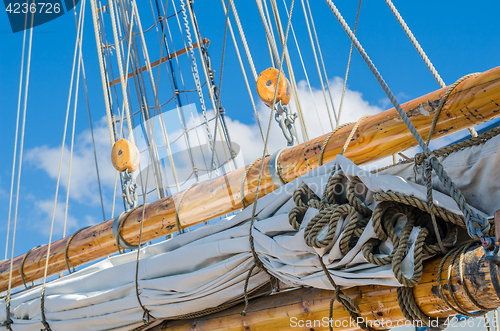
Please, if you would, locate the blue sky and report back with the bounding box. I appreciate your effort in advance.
[0,0,499,275]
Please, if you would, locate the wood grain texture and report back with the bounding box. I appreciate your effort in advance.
[147,246,500,331]
[1,67,500,292]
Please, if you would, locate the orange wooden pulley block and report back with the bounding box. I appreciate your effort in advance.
[256,67,291,107]
[111,138,140,173]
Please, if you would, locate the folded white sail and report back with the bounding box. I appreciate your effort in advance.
[2,133,499,331]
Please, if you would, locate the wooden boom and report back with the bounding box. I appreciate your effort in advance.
[1,66,500,292]
[148,246,500,331]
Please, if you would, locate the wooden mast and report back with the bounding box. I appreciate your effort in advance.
[1,66,500,292]
[147,246,500,331]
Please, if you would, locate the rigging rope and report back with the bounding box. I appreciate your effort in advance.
[108,0,136,146]
[4,3,29,263]
[338,0,362,127]
[182,0,236,173]
[304,0,337,126]
[384,0,478,138]
[299,0,336,130]
[241,0,295,315]
[132,0,181,193]
[221,0,266,147]
[255,0,279,65]
[229,1,258,82]
[90,0,117,146]
[62,15,86,242]
[269,0,307,143]
[323,0,488,240]
[4,8,34,330]
[283,0,324,134]
[39,1,86,328]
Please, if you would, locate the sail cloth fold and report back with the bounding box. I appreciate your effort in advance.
[2,134,499,331]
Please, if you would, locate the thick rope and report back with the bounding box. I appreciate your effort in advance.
[341,115,369,155]
[323,0,488,239]
[383,0,478,138]
[426,73,481,146]
[318,122,352,166]
[372,125,500,176]
[228,0,257,82]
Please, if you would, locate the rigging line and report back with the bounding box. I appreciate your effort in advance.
[160,0,208,181]
[383,0,478,138]
[5,7,31,325]
[298,0,334,131]
[92,0,127,213]
[120,0,169,200]
[255,0,279,65]
[118,0,169,201]
[179,2,232,175]
[156,1,212,179]
[165,13,213,181]
[304,0,337,126]
[221,0,266,148]
[228,1,258,82]
[131,0,181,193]
[90,0,116,146]
[261,0,278,67]
[63,1,86,242]
[41,2,86,328]
[384,0,444,88]
[337,0,362,127]
[323,0,488,239]
[71,0,106,222]
[108,0,136,146]
[269,0,307,142]
[246,0,295,303]
[179,0,216,158]
[97,3,121,140]
[4,4,29,262]
[283,0,324,134]
[208,0,231,177]
[187,4,238,172]
[177,0,230,174]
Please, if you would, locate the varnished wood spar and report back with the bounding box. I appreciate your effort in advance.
[1,67,500,292]
[149,246,500,331]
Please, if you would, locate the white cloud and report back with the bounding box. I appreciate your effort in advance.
[33,198,80,236]
[224,77,384,165]
[25,117,117,207]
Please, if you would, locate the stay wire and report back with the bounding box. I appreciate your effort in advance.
[384,0,477,138]
[338,0,362,127]
[242,0,295,315]
[5,6,33,330]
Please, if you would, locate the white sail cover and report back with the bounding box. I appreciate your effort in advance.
[1,133,499,331]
